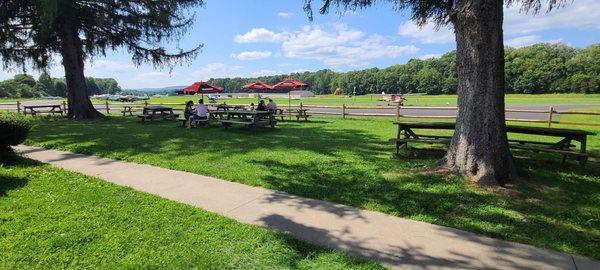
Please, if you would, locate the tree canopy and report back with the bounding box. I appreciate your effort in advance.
[208,43,599,95]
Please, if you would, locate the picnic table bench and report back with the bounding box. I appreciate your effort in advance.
[392,122,595,166]
[22,105,63,116]
[221,110,276,129]
[120,105,143,116]
[138,106,179,123]
[285,108,311,121]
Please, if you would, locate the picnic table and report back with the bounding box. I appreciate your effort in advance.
[120,105,139,116]
[22,105,63,116]
[138,106,179,123]
[220,110,276,129]
[215,104,245,111]
[284,108,311,121]
[392,122,595,166]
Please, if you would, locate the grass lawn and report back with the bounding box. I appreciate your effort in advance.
[0,158,381,269]
[25,114,600,259]
[139,93,600,107]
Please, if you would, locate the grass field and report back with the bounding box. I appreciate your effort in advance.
[3,93,600,107]
[24,114,600,259]
[140,93,600,107]
[0,158,381,269]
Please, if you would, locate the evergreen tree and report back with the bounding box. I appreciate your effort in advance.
[0,0,204,119]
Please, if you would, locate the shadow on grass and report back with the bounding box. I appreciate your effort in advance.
[25,116,600,259]
[0,175,28,197]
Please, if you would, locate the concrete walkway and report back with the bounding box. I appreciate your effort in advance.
[15,145,599,270]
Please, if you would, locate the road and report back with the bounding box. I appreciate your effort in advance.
[0,100,595,121]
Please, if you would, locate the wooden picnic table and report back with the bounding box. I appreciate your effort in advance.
[284,108,311,121]
[392,122,596,166]
[215,104,245,111]
[221,110,276,129]
[22,105,63,116]
[138,106,179,123]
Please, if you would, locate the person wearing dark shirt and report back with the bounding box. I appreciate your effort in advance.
[256,100,267,111]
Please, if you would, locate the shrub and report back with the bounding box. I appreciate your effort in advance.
[0,112,32,151]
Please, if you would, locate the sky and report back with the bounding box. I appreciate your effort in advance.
[1,0,599,89]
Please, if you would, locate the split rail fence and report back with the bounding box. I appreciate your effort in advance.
[1,100,598,128]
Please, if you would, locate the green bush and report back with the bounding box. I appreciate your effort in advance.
[0,112,32,151]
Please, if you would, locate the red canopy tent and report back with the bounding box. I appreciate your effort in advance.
[178,81,223,95]
[272,77,309,92]
[242,81,273,92]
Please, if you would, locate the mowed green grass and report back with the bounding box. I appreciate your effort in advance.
[25,114,600,259]
[0,158,382,269]
[141,93,600,107]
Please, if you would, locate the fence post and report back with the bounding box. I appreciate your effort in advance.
[62,101,67,112]
[105,100,110,114]
[342,104,346,119]
[144,100,148,107]
[16,101,21,114]
[300,102,303,111]
[396,101,401,121]
[547,106,554,127]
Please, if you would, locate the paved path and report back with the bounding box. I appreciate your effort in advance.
[15,145,599,270]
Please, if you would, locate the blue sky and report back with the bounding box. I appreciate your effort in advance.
[1,0,599,89]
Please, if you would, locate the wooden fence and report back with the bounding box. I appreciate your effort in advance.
[1,100,598,128]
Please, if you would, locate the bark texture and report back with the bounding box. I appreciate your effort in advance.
[58,10,103,119]
[444,0,517,186]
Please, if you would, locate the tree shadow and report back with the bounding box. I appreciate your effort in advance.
[25,116,600,259]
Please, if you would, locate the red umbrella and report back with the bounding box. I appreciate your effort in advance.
[242,81,272,92]
[178,81,223,95]
[272,77,308,90]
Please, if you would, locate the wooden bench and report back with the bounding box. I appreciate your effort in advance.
[138,113,179,123]
[392,122,595,166]
[23,105,63,116]
[120,106,142,116]
[221,110,276,129]
[178,117,210,127]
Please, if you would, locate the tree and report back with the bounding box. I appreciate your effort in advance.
[13,74,36,87]
[35,72,55,96]
[53,80,67,97]
[304,0,567,185]
[0,0,203,119]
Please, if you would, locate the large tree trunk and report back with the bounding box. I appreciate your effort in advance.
[58,18,103,119]
[443,0,517,186]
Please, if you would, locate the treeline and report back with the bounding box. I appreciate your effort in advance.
[209,43,599,94]
[0,73,121,98]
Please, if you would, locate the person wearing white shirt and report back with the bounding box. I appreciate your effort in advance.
[192,98,209,126]
[266,99,277,110]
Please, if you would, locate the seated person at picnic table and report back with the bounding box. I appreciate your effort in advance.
[256,100,267,111]
[266,98,277,111]
[249,102,255,110]
[195,99,210,119]
[186,99,209,128]
[184,100,195,128]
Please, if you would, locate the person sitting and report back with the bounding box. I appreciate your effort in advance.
[192,99,210,126]
[184,100,195,128]
[249,102,255,110]
[266,98,277,111]
[256,100,267,111]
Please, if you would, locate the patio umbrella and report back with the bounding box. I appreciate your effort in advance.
[242,81,272,92]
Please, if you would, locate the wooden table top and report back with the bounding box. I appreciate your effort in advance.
[393,122,596,136]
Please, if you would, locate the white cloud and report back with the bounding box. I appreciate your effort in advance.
[418,54,442,60]
[234,28,288,43]
[277,12,294,18]
[251,69,277,76]
[89,60,134,73]
[398,0,600,44]
[504,0,600,35]
[505,35,564,48]
[190,63,242,80]
[398,21,454,44]
[231,51,272,61]
[281,24,418,66]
